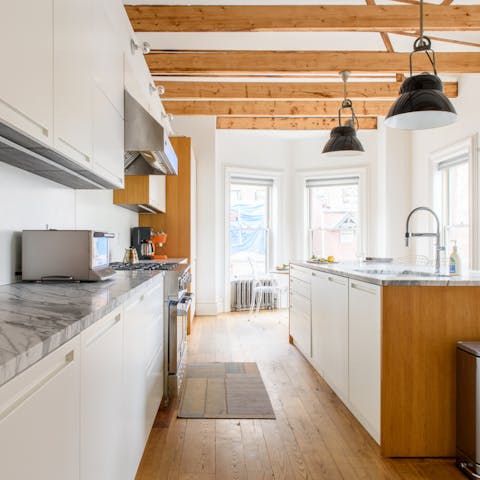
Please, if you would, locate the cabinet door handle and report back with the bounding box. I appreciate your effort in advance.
[0,350,75,421]
[351,282,377,295]
[328,276,346,286]
[85,313,121,348]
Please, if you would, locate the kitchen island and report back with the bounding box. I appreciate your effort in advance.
[289,261,480,458]
[0,270,165,480]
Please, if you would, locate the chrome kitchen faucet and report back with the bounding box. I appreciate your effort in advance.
[405,206,445,274]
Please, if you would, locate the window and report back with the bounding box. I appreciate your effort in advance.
[229,176,273,278]
[433,138,477,269]
[306,176,361,260]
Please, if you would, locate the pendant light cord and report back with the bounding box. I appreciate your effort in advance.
[339,71,359,130]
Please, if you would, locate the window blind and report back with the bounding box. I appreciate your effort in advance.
[230,176,274,187]
[306,176,360,188]
[437,151,469,171]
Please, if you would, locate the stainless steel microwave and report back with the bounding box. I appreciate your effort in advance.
[22,230,116,281]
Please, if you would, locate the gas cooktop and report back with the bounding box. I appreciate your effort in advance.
[110,262,179,271]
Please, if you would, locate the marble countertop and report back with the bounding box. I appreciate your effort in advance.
[292,261,480,286]
[0,270,164,388]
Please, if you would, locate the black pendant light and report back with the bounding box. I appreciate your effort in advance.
[384,0,457,130]
[322,71,365,157]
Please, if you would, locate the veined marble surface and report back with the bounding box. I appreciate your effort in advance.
[0,270,164,388]
[292,261,480,286]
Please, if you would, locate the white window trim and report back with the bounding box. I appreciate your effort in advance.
[224,166,284,311]
[431,134,479,269]
[295,167,369,261]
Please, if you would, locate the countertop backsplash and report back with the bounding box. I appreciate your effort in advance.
[0,163,138,286]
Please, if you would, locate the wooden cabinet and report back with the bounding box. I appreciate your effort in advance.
[114,175,166,213]
[0,338,80,480]
[80,307,124,480]
[348,279,381,443]
[311,271,349,402]
[139,136,197,331]
[53,0,93,168]
[289,265,312,358]
[123,279,164,479]
[0,0,53,144]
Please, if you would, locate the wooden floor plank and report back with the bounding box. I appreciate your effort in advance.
[215,420,248,480]
[136,311,464,480]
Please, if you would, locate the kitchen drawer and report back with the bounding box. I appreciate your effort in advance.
[290,264,312,283]
[290,291,311,317]
[290,276,311,299]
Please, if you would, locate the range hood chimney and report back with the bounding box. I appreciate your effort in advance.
[124,90,178,176]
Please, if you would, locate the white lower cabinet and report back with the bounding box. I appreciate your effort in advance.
[348,279,381,442]
[0,278,165,480]
[80,306,124,480]
[123,279,164,480]
[289,265,382,444]
[289,266,312,358]
[0,338,80,480]
[311,271,349,401]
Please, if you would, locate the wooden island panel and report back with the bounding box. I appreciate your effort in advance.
[381,285,480,457]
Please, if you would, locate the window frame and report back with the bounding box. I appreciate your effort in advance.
[431,134,479,269]
[229,177,273,278]
[224,166,283,311]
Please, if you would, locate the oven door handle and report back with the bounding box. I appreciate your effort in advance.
[177,293,193,316]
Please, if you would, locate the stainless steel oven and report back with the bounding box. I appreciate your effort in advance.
[168,292,193,397]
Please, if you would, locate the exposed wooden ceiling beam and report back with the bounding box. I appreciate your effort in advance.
[216,117,378,130]
[126,5,479,32]
[146,51,480,75]
[164,100,393,117]
[157,80,457,100]
[365,0,394,52]
[392,31,480,48]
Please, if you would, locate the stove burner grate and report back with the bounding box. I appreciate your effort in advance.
[110,262,179,271]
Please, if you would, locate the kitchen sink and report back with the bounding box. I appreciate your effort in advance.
[354,268,450,277]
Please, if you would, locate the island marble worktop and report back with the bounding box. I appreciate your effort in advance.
[291,261,480,286]
[0,270,164,388]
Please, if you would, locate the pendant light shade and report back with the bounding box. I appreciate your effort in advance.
[322,71,365,158]
[384,73,457,130]
[322,125,364,157]
[385,2,457,130]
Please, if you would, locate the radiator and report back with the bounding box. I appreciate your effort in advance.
[230,279,278,312]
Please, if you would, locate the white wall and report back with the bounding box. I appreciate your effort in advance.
[173,119,405,314]
[0,162,138,285]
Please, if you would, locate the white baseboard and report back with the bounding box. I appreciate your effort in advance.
[195,302,219,316]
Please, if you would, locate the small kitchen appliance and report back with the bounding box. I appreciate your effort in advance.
[22,230,116,281]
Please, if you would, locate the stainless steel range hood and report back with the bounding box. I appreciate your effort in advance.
[124,90,178,176]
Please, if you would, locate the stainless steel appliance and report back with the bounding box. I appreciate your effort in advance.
[22,230,116,281]
[457,342,480,479]
[131,226,153,260]
[110,260,192,402]
[124,90,178,176]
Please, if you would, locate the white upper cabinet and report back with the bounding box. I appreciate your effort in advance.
[0,0,53,144]
[93,0,124,117]
[53,0,93,168]
[92,86,125,188]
